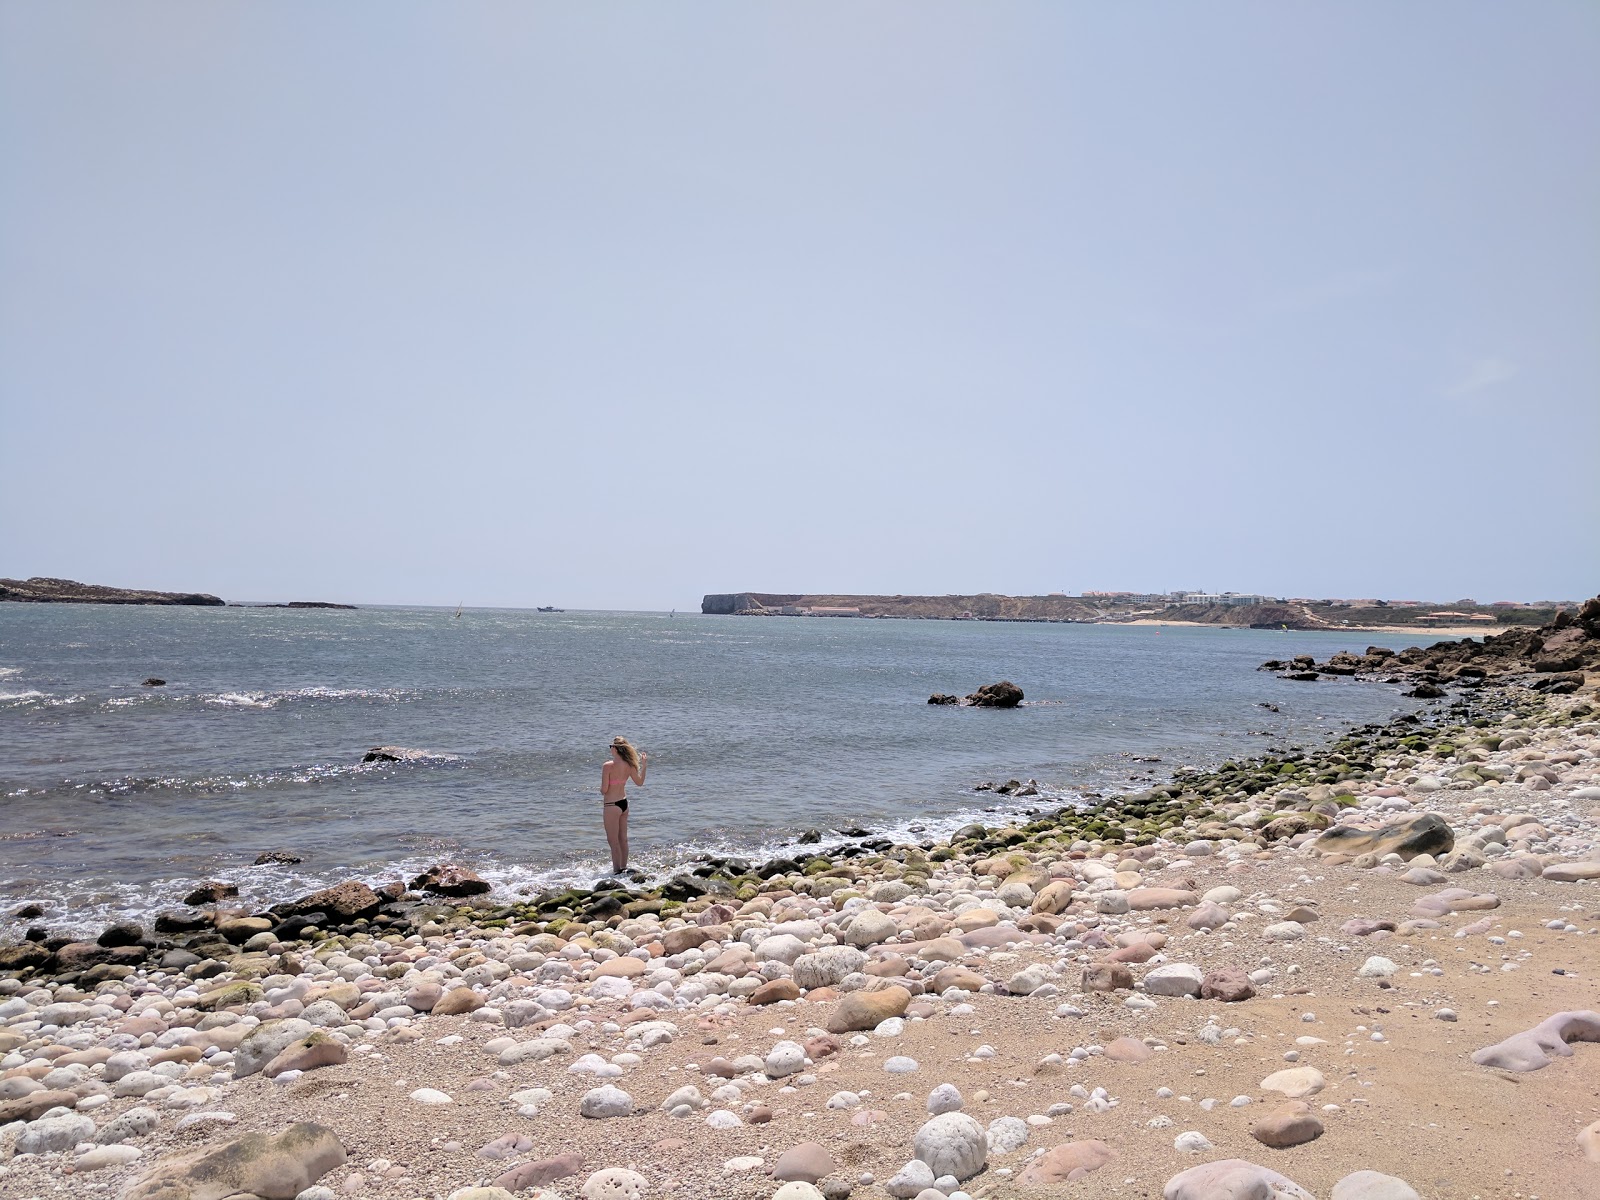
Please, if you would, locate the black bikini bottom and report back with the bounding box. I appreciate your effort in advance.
[607,798,628,813]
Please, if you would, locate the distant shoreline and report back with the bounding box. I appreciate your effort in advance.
[702,590,1545,634]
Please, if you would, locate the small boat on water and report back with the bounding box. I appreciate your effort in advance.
[537,606,564,613]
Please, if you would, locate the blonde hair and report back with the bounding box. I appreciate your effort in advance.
[610,736,640,770]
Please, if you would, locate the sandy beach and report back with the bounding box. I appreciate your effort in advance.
[1,605,1598,1200]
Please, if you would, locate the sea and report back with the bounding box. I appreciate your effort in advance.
[0,604,1445,936]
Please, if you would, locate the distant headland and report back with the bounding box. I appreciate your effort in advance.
[701,590,1573,634]
[0,577,354,609]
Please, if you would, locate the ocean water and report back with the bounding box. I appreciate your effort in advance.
[0,604,1442,934]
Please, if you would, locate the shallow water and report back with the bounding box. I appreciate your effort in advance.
[0,605,1440,932]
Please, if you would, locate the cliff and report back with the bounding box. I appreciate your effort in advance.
[0,577,225,606]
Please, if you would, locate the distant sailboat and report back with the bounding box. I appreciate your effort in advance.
[453,601,463,620]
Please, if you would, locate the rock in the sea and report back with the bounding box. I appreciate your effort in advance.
[1019,1140,1117,1185]
[1312,813,1453,861]
[1162,1159,1315,1200]
[410,862,491,896]
[183,880,238,906]
[363,745,450,763]
[121,1122,344,1200]
[965,680,1024,708]
[1471,1010,1600,1072]
[253,850,303,866]
[928,693,960,705]
[913,1112,987,1181]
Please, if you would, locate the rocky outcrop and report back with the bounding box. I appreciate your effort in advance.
[967,681,1024,708]
[240,601,358,609]
[1263,593,1599,691]
[0,577,224,605]
[362,746,456,764]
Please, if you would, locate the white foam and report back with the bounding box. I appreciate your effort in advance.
[0,690,45,703]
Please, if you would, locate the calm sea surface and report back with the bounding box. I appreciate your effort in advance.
[0,605,1444,933]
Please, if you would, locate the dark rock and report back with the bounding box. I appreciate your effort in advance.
[1284,672,1322,682]
[661,874,709,901]
[928,693,960,705]
[97,922,145,948]
[154,908,211,940]
[254,850,303,866]
[54,941,116,971]
[1407,682,1446,699]
[1313,812,1454,861]
[141,677,166,687]
[966,680,1024,708]
[797,828,822,844]
[184,881,239,906]
[363,746,454,764]
[0,942,54,972]
[409,863,491,897]
[11,903,43,920]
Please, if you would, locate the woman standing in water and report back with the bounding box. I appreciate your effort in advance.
[600,736,646,874]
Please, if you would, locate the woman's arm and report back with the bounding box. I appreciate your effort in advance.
[632,751,647,787]
[600,761,611,795]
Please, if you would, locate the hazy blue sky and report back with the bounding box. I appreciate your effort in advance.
[3,4,1596,609]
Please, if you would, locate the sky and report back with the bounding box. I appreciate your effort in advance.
[2,3,1596,610]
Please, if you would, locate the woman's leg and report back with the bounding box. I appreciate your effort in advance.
[603,805,625,872]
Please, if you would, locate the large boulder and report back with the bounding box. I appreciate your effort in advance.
[965,681,1023,708]
[121,1122,344,1200]
[1312,813,1453,861]
[280,880,382,923]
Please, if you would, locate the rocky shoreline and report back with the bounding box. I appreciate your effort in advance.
[3,600,1599,1199]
